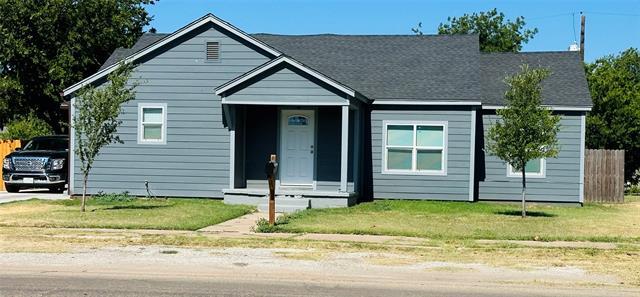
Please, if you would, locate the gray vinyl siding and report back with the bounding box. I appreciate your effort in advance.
[72,23,271,197]
[478,112,584,202]
[370,107,473,201]
[223,66,349,104]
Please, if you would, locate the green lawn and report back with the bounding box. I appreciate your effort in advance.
[0,198,254,230]
[271,197,640,242]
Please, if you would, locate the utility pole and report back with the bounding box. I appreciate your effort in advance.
[580,12,586,62]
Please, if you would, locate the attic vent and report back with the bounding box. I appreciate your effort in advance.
[206,42,220,61]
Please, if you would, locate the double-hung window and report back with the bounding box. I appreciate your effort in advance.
[507,159,545,178]
[383,121,447,175]
[138,103,167,145]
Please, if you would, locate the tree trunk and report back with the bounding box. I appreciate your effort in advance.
[81,173,87,212]
[521,168,527,218]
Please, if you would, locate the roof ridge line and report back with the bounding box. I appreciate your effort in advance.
[481,51,580,55]
[251,33,479,38]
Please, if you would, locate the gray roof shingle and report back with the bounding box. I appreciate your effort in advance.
[99,33,168,71]
[480,51,591,107]
[252,34,481,101]
[98,32,591,107]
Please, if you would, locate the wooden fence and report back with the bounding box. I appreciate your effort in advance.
[584,149,625,203]
[0,140,21,191]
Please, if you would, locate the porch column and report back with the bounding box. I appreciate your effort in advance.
[225,104,236,190]
[340,105,349,192]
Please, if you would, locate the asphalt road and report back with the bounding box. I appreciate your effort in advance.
[0,274,633,297]
[2,247,639,297]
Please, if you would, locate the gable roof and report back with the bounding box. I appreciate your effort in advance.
[98,32,481,103]
[62,13,281,96]
[77,14,592,108]
[252,34,481,102]
[216,55,359,100]
[480,51,592,107]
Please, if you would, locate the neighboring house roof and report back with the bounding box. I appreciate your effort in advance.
[480,51,592,107]
[75,13,592,108]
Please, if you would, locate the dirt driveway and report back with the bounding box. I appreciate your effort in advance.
[0,189,68,204]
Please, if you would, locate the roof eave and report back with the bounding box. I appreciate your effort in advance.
[482,105,592,111]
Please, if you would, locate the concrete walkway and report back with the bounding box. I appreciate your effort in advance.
[198,212,282,234]
[197,212,623,249]
[0,189,68,204]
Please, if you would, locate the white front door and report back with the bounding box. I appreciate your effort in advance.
[280,110,315,186]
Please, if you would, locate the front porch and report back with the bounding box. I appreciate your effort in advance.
[215,57,369,210]
[223,104,363,210]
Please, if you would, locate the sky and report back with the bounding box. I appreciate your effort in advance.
[145,0,640,62]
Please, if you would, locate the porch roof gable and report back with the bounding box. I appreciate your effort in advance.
[215,55,364,104]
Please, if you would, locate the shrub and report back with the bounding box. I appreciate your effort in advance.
[92,191,135,202]
[626,183,640,195]
[0,114,53,141]
[252,215,291,233]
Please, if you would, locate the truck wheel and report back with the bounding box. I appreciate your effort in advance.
[5,184,20,193]
[49,187,65,194]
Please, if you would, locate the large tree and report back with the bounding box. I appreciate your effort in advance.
[0,0,156,132]
[586,48,640,183]
[431,8,538,52]
[487,65,560,217]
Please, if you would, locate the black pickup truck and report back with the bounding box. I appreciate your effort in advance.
[2,135,68,193]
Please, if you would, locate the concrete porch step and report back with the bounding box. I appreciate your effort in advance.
[257,204,308,213]
[257,196,311,213]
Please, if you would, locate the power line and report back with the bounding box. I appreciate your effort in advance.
[527,11,640,22]
[572,13,577,42]
[582,11,640,17]
[527,12,574,21]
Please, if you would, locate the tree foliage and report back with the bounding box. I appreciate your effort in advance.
[435,8,538,52]
[0,114,53,141]
[0,0,155,131]
[74,63,137,212]
[586,48,640,183]
[487,65,560,217]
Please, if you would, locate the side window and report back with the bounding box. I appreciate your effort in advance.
[383,122,447,175]
[138,103,167,145]
[507,159,545,178]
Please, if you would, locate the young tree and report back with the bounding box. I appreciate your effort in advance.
[73,63,137,212]
[487,65,560,217]
[586,48,640,183]
[425,8,538,52]
[0,0,155,131]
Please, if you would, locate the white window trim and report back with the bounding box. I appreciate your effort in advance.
[381,120,448,176]
[507,159,546,178]
[138,103,167,145]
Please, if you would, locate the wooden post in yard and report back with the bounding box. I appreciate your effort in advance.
[266,154,278,225]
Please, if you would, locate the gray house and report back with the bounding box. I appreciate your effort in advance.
[62,14,591,208]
